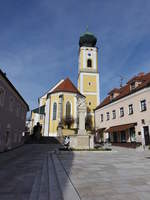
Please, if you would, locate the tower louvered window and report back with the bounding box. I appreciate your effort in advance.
[87,59,92,68]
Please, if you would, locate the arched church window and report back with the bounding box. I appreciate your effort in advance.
[66,101,71,118]
[87,59,92,68]
[53,102,57,120]
[0,87,5,106]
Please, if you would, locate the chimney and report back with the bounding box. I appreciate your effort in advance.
[138,72,144,77]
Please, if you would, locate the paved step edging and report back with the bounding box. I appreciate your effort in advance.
[29,158,45,200]
[51,153,81,200]
[38,155,49,200]
[48,154,63,200]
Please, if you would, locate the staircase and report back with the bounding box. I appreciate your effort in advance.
[29,152,81,200]
[25,136,61,145]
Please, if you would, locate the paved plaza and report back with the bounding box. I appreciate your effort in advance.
[0,144,150,200]
[59,148,150,200]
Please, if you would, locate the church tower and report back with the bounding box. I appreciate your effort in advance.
[78,30,100,128]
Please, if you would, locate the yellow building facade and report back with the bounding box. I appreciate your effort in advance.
[48,93,77,135]
[38,78,85,136]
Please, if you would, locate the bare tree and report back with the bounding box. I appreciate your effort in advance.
[62,116,75,129]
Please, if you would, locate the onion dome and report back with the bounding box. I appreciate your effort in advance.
[79,30,97,47]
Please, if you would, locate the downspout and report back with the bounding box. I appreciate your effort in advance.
[48,96,51,136]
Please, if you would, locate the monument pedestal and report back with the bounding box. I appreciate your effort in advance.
[70,134,94,149]
[78,129,86,135]
[68,96,94,149]
[57,123,63,137]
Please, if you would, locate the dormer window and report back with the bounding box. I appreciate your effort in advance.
[108,88,120,100]
[130,78,143,91]
[130,82,136,90]
[110,93,114,100]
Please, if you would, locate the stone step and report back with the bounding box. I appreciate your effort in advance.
[29,152,81,200]
[38,156,49,200]
[28,159,44,200]
[51,153,81,200]
[48,153,63,200]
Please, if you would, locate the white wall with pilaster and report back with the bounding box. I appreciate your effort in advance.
[44,98,50,136]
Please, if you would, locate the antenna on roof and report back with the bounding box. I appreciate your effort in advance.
[86,25,88,31]
[119,75,124,88]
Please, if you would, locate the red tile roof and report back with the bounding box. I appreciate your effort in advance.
[95,72,150,110]
[49,78,84,96]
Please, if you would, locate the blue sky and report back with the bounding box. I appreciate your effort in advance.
[0,0,150,112]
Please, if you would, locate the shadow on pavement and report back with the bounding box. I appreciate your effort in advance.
[0,137,76,200]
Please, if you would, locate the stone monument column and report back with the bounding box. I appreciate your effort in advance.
[77,96,86,135]
[69,96,94,149]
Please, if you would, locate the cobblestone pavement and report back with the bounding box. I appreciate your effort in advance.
[59,148,150,200]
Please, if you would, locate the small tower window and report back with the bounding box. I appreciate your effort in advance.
[87,59,92,68]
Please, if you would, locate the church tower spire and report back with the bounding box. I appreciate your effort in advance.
[78,29,100,128]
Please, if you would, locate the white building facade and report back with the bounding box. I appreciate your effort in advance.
[95,72,150,148]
